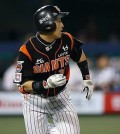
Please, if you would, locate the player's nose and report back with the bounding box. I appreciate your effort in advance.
[61,22,64,29]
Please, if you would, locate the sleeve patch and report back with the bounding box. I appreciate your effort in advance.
[14,73,22,83]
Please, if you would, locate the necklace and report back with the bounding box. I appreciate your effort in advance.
[36,33,56,51]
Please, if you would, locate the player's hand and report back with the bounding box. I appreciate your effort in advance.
[43,74,66,89]
[82,80,94,100]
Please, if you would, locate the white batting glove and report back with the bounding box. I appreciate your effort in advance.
[43,74,66,89]
[82,80,94,100]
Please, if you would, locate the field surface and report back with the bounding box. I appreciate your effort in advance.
[0,115,119,134]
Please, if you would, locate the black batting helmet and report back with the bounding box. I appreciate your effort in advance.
[33,5,69,34]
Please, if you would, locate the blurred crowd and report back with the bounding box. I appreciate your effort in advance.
[76,17,120,44]
[68,54,120,93]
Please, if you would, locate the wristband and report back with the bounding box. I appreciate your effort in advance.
[32,81,45,93]
[77,60,90,80]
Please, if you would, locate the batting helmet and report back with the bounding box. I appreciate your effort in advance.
[33,5,69,34]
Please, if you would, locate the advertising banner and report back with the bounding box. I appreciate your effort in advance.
[105,93,120,113]
[0,92,22,115]
[1,91,120,115]
[70,91,104,114]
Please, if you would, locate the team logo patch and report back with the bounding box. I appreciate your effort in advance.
[62,45,68,51]
[16,61,24,72]
[39,14,51,24]
[35,58,44,65]
[85,75,90,80]
[14,73,22,83]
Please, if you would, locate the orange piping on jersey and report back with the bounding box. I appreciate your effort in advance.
[66,67,70,80]
[29,38,51,97]
[54,37,63,96]
[54,37,62,74]
[54,37,62,72]
[29,38,50,61]
[19,45,32,61]
[64,32,74,50]
[55,37,62,61]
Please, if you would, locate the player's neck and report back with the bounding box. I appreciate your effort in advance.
[40,34,55,43]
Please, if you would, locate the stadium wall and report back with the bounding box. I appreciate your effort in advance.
[0,92,120,115]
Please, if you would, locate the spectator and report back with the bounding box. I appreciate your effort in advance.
[2,57,18,91]
[93,54,117,92]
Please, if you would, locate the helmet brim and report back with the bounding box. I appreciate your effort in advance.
[57,12,69,19]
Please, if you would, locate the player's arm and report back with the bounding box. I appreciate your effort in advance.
[70,37,90,79]
[77,51,94,100]
[77,50,90,80]
[13,48,34,94]
[20,74,66,94]
[70,38,94,100]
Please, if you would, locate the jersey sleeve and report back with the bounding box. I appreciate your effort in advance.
[70,37,83,62]
[14,45,33,85]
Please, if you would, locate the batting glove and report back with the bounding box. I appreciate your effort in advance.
[82,80,94,100]
[43,74,66,89]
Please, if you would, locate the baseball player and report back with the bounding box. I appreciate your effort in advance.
[14,5,94,134]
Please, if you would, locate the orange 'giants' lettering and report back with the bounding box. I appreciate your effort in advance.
[33,55,70,73]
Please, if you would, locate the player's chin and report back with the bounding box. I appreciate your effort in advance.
[57,32,62,38]
[54,31,62,39]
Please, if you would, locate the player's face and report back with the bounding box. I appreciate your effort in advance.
[52,18,64,39]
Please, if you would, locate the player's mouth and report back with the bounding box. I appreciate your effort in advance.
[60,29,63,33]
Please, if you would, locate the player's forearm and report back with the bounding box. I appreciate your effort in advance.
[19,74,67,94]
[77,51,94,100]
[77,51,90,80]
[21,80,34,92]
[20,80,45,94]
